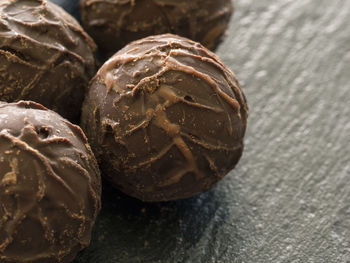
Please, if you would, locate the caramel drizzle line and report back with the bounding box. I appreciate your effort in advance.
[0,158,44,253]
[1,158,18,186]
[59,156,101,228]
[164,55,239,136]
[0,130,91,254]
[167,49,243,135]
[1,2,94,101]
[17,51,87,101]
[122,86,202,187]
[123,122,242,168]
[104,43,242,134]
[0,157,18,251]
[0,37,86,102]
[3,13,85,64]
[98,34,220,83]
[101,37,244,186]
[174,40,247,116]
[115,35,227,70]
[127,142,174,170]
[152,104,201,183]
[180,132,243,152]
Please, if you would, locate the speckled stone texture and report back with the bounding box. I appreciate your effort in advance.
[55,0,350,262]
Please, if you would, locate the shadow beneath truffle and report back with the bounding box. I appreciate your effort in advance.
[73,178,233,263]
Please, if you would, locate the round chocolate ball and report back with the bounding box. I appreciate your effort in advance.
[80,0,233,57]
[81,34,248,202]
[0,0,97,122]
[0,101,101,263]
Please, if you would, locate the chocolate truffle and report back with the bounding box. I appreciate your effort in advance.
[80,0,233,57]
[81,34,248,202]
[0,0,97,122]
[0,101,101,263]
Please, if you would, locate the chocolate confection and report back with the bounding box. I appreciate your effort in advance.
[0,101,101,263]
[0,0,97,122]
[80,0,233,57]
[81,34,248,202]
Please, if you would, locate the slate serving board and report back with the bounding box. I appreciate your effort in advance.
[52,0,350,262]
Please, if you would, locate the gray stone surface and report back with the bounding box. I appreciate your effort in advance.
[54,0,350,262]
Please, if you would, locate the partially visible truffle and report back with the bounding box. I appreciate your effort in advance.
[0,101,101,263]
[0,0,97,122]
[80,0,233,57]
[81,34,248,202]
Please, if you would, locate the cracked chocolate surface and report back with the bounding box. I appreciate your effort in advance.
[0,0,97,122]
[80,0,233,57]
[81,34,247,202]
[0,101,101,263]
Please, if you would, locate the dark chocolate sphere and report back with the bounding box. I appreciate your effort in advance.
[0,101,101,263]
[80,0,233,57]
[0,0,97,122]
[81,34,247,202]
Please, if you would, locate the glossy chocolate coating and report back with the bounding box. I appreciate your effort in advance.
[0,0,97,122]
[81,34,247,202]
[80,0,233,57]
[0,101,101,263]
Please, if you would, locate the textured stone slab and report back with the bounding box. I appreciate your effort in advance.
[52,0,350,262]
